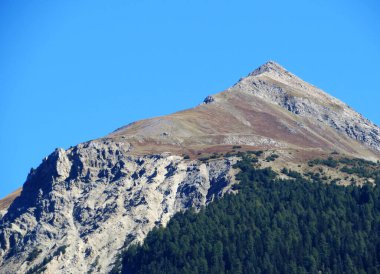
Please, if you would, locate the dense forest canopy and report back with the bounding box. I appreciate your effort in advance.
[117,154,380,274]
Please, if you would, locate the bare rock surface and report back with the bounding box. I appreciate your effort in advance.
[0,140,237,274]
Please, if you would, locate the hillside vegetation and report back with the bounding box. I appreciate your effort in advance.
[119,154,380,274]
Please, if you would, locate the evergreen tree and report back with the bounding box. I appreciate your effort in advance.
[119,155,380,274]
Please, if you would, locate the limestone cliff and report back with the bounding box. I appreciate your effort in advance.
[0,141,237,273]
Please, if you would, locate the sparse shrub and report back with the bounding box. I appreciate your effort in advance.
[265,154,279,162]
[199,157,210,162]
[247,150,263,157]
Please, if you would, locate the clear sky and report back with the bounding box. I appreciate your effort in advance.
[0,0,379,198]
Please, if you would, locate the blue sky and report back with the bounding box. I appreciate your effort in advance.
[0,0,379,198]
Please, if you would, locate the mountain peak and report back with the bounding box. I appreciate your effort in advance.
[248,61,289,77]
[241,61,312,92]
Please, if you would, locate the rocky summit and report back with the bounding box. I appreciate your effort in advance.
[0,62,379,274]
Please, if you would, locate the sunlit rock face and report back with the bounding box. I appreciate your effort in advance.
[0,140,237,273]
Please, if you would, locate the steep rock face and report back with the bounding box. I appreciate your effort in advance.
[0,140,237,273]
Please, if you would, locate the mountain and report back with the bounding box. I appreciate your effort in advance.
[120,158,380,273]
[0,62,379,274]
[109,61,379,158]
[0,189,21,218]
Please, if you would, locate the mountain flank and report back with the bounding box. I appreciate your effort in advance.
[0,189,21,218]
[109,61,379,160]
[0,61,379,274]
[119,154,380,274]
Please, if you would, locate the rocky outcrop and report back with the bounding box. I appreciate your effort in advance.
[203,95,215,104]
[0,140,237,274]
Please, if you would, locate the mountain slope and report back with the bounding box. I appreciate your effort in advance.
[120,156,380,274]
[0,62,379,274]
[0,189,21,218]
[109,61,380,159]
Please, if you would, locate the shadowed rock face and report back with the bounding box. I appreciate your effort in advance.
[0,62,379,274]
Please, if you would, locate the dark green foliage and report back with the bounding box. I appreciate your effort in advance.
[303,171,329,184]
[210,153,221,159]
[309,156,380,180]
[265,153,279,162]
[225,152,234,157]
[281,168,303,179]
[246,150,264,157]
[309,157,338,168]
[339,157,378,167]
[199,152,227,162]
[120,156,380,274]
[199,156,210,163]
[339,157,380,179]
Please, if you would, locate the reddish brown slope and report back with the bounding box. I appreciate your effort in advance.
[0,189,21,213]
[107,62,380,161]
